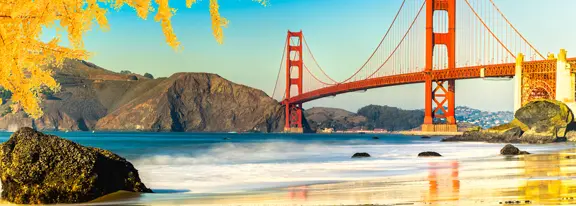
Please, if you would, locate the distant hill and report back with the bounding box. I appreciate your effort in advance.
[305,105,513,132]
[304,105,424,132]
[304,107,366,131]
[455,106,513,128]
[357,105,424,131]
[0,59,289,132]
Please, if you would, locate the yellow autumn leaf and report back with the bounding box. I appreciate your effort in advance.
[0,0,267,119]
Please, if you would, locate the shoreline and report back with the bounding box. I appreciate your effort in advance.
[99,143,576,206]
[396,131,463,136]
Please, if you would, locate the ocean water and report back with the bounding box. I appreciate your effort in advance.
[0,132,573,204]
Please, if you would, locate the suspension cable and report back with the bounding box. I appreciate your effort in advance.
[339,0,408,83]
[366,0,426,79]
[488,0,544,60]
[302,36,339,84]
[271,38,287,99]
[303,64,337,85]
[463,0,515,59]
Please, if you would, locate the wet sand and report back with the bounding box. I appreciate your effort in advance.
[131,147,576,206]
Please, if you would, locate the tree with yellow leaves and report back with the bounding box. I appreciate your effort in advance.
[0,0,267,119]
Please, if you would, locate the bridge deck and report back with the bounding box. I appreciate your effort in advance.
[285,62,520,104]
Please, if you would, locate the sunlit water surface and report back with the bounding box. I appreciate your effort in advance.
[0,132,574,205]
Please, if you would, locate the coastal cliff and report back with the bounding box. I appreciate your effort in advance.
[95,73,285,132]
[0,60,287,132]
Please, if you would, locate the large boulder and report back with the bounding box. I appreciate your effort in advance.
[444,100,573,143]
[0,127,152,204]
[515,99,573,139]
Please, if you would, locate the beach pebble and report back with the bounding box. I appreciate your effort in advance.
[417,151,442,157]
[351,152,371,158]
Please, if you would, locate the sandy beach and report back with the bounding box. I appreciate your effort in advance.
[122,146,576,206]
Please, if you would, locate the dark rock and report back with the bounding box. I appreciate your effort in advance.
[372,136,379,139]
[223,137,231,140]
[418,151,442,157]
[351,152,371,158]
[421,136,431,139]
[500,144,520,155]
[0,127,152,204]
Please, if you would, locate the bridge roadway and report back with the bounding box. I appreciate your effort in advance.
[284,58,576,104]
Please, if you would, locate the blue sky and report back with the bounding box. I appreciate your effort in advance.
[64,0,576,112]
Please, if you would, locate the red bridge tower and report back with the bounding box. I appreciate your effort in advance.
[284,30,304,133]
[423,0,457,132]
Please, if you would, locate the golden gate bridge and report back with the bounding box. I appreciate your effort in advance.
[271,0,576,133]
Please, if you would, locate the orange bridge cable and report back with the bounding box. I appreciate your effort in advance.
[366,0,426,79]
[338,0,408,83]
[301,36,339,84]
[303,64,336,86]
[463,0,515,60]
[271,38,288,99]
[489,0,544,60]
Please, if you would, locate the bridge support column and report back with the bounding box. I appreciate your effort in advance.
[422,0,457,133]
[555,49,576,114]
[513,53,524,113]
[284,30,304,133]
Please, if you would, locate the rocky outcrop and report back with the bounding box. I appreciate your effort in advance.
[443,100,573,143]
[500,144,520,155]
[418,151,442,157]
[0,127,151,204]
[500,144,530,155]
[0,60,294,132]
[351,152,371,158]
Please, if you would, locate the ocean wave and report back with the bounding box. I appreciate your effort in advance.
[131,140,524,193]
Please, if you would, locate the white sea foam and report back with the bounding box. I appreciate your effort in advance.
[132,141,574,194]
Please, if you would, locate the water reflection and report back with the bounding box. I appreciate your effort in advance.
[518,150,576,205]
[101,149,576,205]
[425,161,460,204]
[288,185,308,200]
